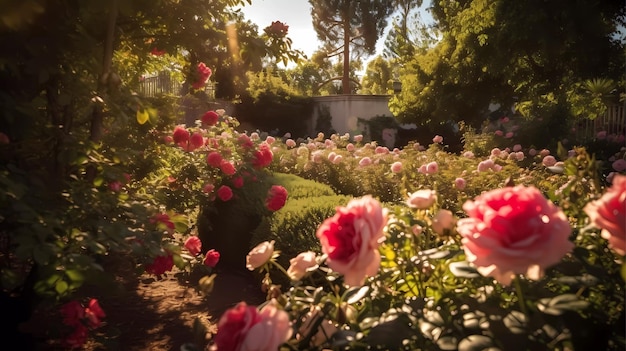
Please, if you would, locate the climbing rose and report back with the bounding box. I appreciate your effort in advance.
[217,185,233,201]
[184,236,202,256]
[212,300,292,351]
[204,249,221,267]
[316,195,388,287]
[192,62,212,89]
[145,254,174,276]
[583,174,626,256]
[246,240,275,270]
[201,110,219,127]
[456,185,573,285]
[266,185,288,211]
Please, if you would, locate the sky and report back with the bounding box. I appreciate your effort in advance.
[237,0,320,59]
[236,0,433,73]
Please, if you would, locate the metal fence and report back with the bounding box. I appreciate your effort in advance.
[138,71,216,98]
[575,104,625,140]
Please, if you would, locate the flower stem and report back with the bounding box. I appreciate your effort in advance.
[270,259,290,279]
[513,275,528,316]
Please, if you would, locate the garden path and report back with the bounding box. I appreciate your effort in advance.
[27,257,266,350]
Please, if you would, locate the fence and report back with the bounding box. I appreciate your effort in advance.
[575,104,625,140]
[138,71,216,98]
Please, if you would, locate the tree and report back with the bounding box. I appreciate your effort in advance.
[309,0,394,94]
[389,0,626,133]
[360,56,393,95]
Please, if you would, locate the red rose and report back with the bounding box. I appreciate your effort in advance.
[201,110,219,127]
[316,195,388,287]
[145,254,174,276]
[189,132,204,151]
[207,151,223,167]
[60,300,85,327]
[584,174,626,256]
[232,176,244,188]
[84,299,106,328]
[172,125,189,145]
[266,185,288,211]
[252,143,273,169]
[192,62,212,89]
[219,159,236,176]
[64,324,88,349]
[217,185,233,201]
[184,236,202,256]
[151,213,175,233]
[204,249,221,267]
[457,185,573,285]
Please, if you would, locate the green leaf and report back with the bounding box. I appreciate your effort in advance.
[55,279,69,294]
[65,269,85,283]
[537,294,590,315]
[449,261,481,278]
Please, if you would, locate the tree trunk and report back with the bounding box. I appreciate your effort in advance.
[342,3,351,94]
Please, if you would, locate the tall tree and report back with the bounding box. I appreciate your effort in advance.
[360,56,393,95]
[309,0,394,94]
[389,0,625,132]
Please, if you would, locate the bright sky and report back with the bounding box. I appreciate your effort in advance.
[237,0,320,59]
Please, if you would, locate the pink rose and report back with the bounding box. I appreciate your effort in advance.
[316,195,388,287]
[184,236,202,256]
[390,161,403,173]
[172,125,189,144]
[432,135,443,144]
[246,240,275,270]
[431,209,455,235]
[426,161,439,174]
[406,189,437,209]
[213,300,292,351]
[204,249,221,267]
[207,152,223,167]
[454,177,466,190]
[359,157,372,167]
[285,139,296,148]
[542,155,557,167]
[583,174,626,256]
[219,160,236,176]
[287,251,319,280]
[456,185,573,285]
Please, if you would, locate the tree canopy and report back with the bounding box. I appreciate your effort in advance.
[309,0,394,94]
[389,0,626,131]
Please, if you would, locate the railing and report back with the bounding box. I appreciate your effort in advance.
[575,104,625,140]
[138,71,216,98]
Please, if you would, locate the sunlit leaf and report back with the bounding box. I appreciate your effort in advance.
[449,261,481,278]
[136,109,149,125]
[537,294,590,315]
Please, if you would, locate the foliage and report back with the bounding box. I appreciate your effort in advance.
[309,0,395,93]
[233,132,625,351]
[359,56,393,95]
[389,0,626,130]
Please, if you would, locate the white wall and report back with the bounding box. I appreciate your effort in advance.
[311,95,393,136]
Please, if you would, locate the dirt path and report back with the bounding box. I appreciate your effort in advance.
[26,259,266,350]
